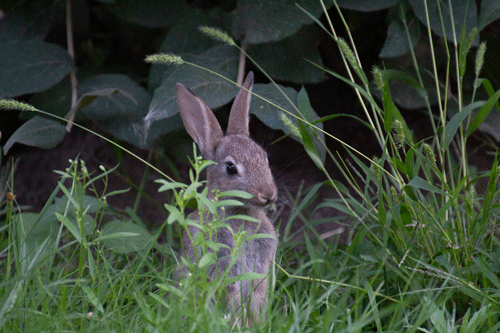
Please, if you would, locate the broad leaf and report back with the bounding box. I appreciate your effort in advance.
[158,8,231,56]
[0,0,59,42]
[251,84,298,138]
[143,45,239,146]
[383,71,438,110]
[148,8,231,91]
[337,0,400,11]
[0,39,74,97]
[249,25,326,83]
[479,0,500,30]
[15,212,58,261]
[409,0,477,45]
[3,116,66,154]
[107,0,189,28]
[251,83,324,162]
[231,0,329,44]
[379,16,420,58]
[78,74,151,147]
[99,220,153,254]
[27,76,72,119]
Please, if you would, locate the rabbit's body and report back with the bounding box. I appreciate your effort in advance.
[181,206,276,315]
[175,72,277,321]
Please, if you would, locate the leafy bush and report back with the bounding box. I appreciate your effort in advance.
[2,0,500,332]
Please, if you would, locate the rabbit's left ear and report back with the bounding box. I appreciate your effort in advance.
[175,83,223,160]
[227,71,254,137]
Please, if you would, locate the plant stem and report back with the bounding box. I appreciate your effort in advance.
[237,42,248,86]
[133,150,153,213]
[66,0,78,132]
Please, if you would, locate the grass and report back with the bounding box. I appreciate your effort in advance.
[2,1,500,332]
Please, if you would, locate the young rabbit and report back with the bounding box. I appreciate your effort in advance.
[175,71,277,322]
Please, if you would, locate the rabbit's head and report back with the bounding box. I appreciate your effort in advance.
[175,72,277,208]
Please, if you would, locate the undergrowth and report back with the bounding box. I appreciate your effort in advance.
[1,0,500,332]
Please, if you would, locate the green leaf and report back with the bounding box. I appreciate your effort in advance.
[15,212,58,262]
[443,100,484,149]
[382,80,395,134]
[148,8,231,91]
[481,79,500,112]
[478,0,500,30]
[465,89,500,138]
[3,116,66,154]
[145,45,239,146]
[77,74,151,147]
[220,190,254,199]
[227,272,266,283]
[242,232,276,241]
[337,0,400,11]
[481,152,498,226]
[426,297,447,333]
[226,214,261,224]
[379,17,420,58]
[251,83,320,143]
[249,25,326,83]
[214,199,245,207]
[231,0,329,44]
[403,185,418,201]
[459,305,495,333]
[382,69,428,100]
[107,0,189,28]
[297,86,325,162]
[155,179,186,192]
[297,86,315,124]
[55,213,82,242]
[49,195,101,216]
[0,281,23,328]
[0,1,57,42]
[159,8,231,56]
[407,176,447,196]
[27,76,72,120]
[165,204,183,225]
[378,190,387,225]
[474,257,500,290]
[198,253,216,268]
[99,220,153,254]
[0,40,74,97]
[409,0,478,46]
[298,120,324,170]
[405,147,416,179]
[67,88,123,122]
[81,285,105,314]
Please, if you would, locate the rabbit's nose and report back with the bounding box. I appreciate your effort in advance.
[257,188,278,205]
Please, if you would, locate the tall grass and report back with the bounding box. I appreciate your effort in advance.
[2,0,500,332]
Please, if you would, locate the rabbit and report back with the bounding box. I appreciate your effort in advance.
[175,71,278,323]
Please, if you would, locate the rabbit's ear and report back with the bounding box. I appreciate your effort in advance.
[227,71,254,137]
[176,83,223,159]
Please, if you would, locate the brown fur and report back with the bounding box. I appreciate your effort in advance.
[175,72,277,323]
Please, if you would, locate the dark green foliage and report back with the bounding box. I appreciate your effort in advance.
[2,0,500,331]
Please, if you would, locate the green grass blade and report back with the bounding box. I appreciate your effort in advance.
[444,100,484,149]
[465,89,500,138]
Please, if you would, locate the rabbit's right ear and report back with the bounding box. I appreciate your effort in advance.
[227,71,254,137]
[175,83,223,160]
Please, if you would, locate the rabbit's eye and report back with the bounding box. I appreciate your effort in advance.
[226,162,238,175]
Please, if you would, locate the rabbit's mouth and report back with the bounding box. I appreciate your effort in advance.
[246,197,277,210]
